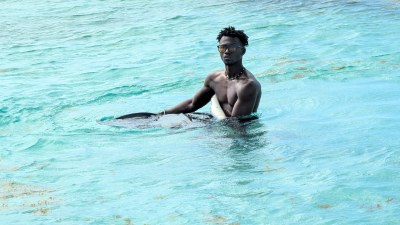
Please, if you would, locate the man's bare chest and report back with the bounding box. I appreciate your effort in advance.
[212,81,238,106]
[226,83,239,105]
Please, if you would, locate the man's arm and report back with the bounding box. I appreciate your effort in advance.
[231,81,259,117]
[161,76,215,114]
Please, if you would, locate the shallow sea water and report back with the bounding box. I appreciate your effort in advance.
[1,0,400,224]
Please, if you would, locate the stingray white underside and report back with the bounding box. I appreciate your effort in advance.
[211,95,227,120]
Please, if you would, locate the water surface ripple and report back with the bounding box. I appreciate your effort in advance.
[1,0,400,224]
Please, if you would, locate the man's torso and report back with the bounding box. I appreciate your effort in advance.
[207,69,261,116]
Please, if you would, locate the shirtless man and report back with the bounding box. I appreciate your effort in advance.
[160,26,261,118]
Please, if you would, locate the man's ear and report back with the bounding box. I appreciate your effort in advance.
[242,48,246,55]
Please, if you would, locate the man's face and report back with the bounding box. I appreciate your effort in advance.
[218,36,245,65]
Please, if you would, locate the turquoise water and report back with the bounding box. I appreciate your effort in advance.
[1,0,400,224]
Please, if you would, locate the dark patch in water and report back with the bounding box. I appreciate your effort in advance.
[385,197,394,203]
[0,181,56,215]
[318,204,334,209]
[167,15,184,20]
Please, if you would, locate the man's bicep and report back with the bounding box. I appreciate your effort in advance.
[191,85,215,109]
[231,85,259,117]
[231,98,256,117]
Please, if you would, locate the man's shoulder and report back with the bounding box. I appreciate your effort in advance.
[208,70,225,78]
[237,74,261,97]
[240,72,261,89]
[205,70,224,82]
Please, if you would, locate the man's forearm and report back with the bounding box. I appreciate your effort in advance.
[160,99,194,115]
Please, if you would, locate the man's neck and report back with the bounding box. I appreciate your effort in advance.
[225,64,245,80]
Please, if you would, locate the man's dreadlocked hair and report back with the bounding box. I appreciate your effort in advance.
[216,26,249,46]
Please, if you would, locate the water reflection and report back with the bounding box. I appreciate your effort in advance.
[205,118,269,173]
[221,118,268,152]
